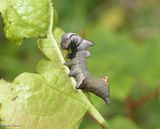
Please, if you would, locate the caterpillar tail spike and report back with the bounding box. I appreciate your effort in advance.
[61,33,110,105]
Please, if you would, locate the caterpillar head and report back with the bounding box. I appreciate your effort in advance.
[61,33,77,50]
[61,33,94,51]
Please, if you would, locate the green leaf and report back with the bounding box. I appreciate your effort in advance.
[0,0,8,12]
[1,0,51,44]
[0,1,110,129]
[0,79,15,120]
[36,31,110,128]
[12,73,86,129]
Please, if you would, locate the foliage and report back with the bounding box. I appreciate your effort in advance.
[0,0,110,129]
[0,0,160,129]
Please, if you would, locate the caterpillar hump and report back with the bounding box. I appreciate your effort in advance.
[61,33,94,50]
[61,33,110,105]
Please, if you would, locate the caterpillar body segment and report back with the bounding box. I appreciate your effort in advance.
[61,33,110,105]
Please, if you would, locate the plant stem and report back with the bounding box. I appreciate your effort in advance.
[49,3,111,129]
[88,105,111,129]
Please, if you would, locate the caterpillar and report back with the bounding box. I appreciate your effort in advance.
[61,33,110,105]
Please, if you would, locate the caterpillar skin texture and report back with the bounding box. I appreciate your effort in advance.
[61,33,110,105]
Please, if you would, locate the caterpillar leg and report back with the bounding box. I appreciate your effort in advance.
[69,71,77,77]
[75,73,85,88]
[68,69,85,88]
[64,57,80,66]
[64,61,74,67]
[68,66,80,77]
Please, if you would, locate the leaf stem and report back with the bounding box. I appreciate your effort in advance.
[88,105,111,129]
[49,3,111,129]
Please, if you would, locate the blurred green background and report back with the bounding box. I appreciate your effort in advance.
[0,0,160,129]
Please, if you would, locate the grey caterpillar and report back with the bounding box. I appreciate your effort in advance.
[61,33,110,105]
